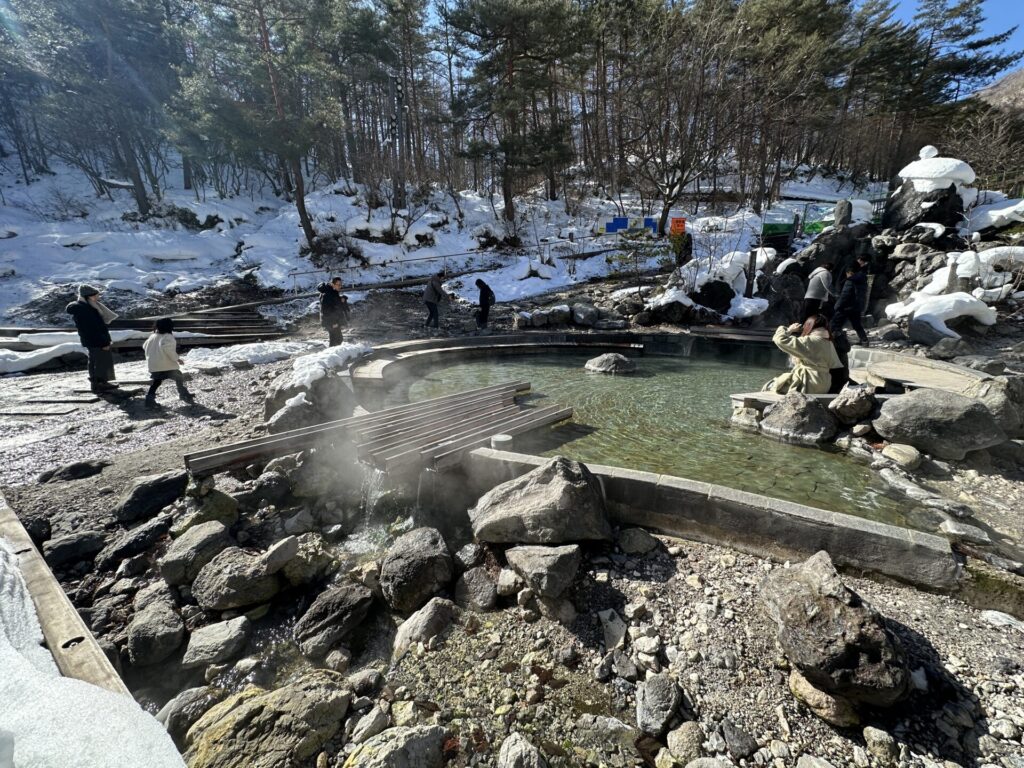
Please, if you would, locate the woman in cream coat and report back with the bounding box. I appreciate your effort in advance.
[763,316,841,395]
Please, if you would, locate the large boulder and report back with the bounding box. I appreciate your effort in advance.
[585,353,637,374]
[393,597,461,658]
[960,375,1024,439]
[159,521,233,586]
[759,392,839,444]
[908,317,955,346]
[873,388,1007,460]
[185,670,350,768]
[572,303,600,326]
[690,280,735,314]
[266,392,319,434]
[882,180,964,231]
[379,527,453,613]
[191,547,282,611]
[127,600,184,666]
[95,513,173,571]
[505,545,581,599]
[469,457,612,545]
[265,371,356,422]
[761,551,909,708]
[342,725,446,768]
[293,583,374,658]
[42,530,106,568]
[171,490,239,537]
[827,386,877,426]
[182,617,251,669]
[114,470,189,523]
[156,686,228,750]
[453,566,497,612]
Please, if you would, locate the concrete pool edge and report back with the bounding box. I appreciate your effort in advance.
[462,447,964,592]
[349,329,776,387]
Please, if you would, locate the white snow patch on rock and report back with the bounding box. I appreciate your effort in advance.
[885,292,997,339]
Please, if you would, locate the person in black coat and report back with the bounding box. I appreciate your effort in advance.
[829,258,869,346]
[318,277,349,346]
[475,278,496,329]
[66,284,118,392]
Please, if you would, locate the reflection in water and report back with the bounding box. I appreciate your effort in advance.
[406,351,917,528]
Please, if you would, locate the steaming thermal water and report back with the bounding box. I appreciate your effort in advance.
[405,352,924,529]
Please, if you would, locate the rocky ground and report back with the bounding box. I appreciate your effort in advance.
[2,265,1024,768]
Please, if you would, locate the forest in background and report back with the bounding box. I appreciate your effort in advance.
[1,0,1021,247]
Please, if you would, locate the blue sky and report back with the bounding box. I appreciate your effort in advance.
[892,0,1024,59]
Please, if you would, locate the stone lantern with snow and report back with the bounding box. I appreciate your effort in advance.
[882,146,977,232]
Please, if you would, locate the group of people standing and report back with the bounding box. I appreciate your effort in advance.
[419,271,495,331]
[66,285,195,407]
[317,271,496,345]
[766,257,873,396]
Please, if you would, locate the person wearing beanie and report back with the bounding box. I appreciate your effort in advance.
[66,284,119,393]
[143,317,196,408]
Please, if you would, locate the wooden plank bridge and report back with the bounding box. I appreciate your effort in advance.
[184,381,572,477]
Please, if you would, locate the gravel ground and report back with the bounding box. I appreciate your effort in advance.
[388,534,1024,768]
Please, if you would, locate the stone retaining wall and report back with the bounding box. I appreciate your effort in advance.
[461,447,963,591]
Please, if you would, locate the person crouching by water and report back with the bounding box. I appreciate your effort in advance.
[318,277,349,347]
[143,318,196,408]
[66,284,118,394]
[475,278,495,329]
[763,315,841,395]
[423,271,448,330]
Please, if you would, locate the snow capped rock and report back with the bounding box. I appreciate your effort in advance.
[884,291,997,339]
[898,151,976,193]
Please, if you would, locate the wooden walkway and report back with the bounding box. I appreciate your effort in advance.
[184,381,572,476]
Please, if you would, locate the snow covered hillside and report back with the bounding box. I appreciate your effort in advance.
[0,156,891,335]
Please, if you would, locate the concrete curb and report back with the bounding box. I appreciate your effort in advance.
[351,329,781,387]
[462,448,964,591]
[0,491,130,696]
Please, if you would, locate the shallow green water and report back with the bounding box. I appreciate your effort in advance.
[405,351,916,527]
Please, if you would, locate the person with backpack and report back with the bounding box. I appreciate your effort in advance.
[318,277,349,346]
[829,257,870,346]
[66,284,118,393]
[475,278,496,329]
[143,317,196,408]
[423,271,448,329]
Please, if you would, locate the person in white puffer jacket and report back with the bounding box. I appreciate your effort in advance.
[142,317,196,408]
[803,262,834,320]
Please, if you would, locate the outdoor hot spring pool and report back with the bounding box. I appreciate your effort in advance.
[399,349,918,528]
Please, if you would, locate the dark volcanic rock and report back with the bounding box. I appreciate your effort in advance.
[293,583,374,658]
[691,279,735,314]
[761,551,909,708]
[114,470,189,523]
[882,179,963,231]
[379,527,453,614]
[37,459,110,484]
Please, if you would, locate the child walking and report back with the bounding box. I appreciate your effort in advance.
[143,317,196,408]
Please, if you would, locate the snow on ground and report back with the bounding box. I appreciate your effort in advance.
[183,340,323,370]
[0,539,184,768]
[969,196,1024,231]
[0,343,85,374]
[282,342,372,389]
